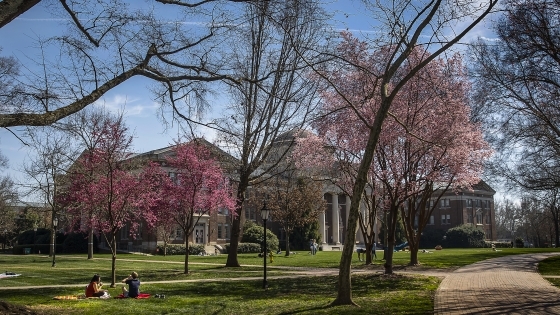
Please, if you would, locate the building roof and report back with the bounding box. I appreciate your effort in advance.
[472,180,496,194]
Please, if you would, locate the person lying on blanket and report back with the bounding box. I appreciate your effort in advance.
[121,271,140,298]
[86,274,108,298]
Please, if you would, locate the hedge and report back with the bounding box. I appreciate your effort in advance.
[155,244,206,256]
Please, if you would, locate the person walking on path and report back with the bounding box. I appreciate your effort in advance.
[309,239,317,255]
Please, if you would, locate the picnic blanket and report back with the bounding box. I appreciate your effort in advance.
[0,272,21,279]
[115,293,151,299]
[53,295,87,300]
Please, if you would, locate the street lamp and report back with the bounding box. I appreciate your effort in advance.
[260,200,270,290]
[52,217,58,267]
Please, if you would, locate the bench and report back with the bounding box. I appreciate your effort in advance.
[332,246,341,251]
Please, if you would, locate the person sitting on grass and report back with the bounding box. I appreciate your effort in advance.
[121,271,140,298]
[86,274,107,298]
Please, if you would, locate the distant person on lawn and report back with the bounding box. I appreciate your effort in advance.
[86,274,107,297]
[121,271,140,298]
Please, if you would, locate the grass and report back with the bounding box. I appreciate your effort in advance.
[0,274,440,315]
[537,254,560,276]
[2,248,560,314]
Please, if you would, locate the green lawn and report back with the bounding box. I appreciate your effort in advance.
[1,248,560,315]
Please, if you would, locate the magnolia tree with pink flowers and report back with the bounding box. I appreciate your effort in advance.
[64,117,164,287]
[372,52,492,268]
[294,34,491,287]
[155,141,236,274]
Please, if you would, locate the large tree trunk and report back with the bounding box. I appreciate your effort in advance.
[226,183,247,267]
[0,0,41,29]
[332,94,393,306]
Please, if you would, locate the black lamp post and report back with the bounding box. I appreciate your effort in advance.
[52,217,58,267]
[260,201,270,290]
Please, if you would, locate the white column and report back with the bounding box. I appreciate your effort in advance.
[332,193,340,244]
[319,211,326,244]
[357,200,365,244]
[204,221,209,245]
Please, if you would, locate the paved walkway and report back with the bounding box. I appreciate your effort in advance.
[434,253,560,314]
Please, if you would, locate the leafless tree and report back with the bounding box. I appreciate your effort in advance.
[0,0,251,128]
[249,173,326,257]
[186,0,329,267]
[22,126,79,256]
[470,0,560,192]
[56,107,124,259]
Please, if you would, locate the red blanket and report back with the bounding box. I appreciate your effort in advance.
[115,293,151,299]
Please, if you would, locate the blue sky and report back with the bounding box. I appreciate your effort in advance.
[0,0,500,201]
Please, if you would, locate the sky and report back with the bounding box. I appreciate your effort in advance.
[0,0,500,202]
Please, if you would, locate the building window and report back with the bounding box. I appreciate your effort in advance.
[467,199,472,207]
[441,214,450,225]
[217,224,223,239]
[120,224,129,240]
[476,212,482,224]
[219,207,229,216]
[136,222,143,240]
[168,172,177,184]
[440,199,450,208]
[225,224,230,239]
[468,214,473,224]
[428,215,434,225]
[175,227,183,240]
[485,215,490,224]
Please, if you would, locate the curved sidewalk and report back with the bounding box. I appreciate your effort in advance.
[434,253,560,314]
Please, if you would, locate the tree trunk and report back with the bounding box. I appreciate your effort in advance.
[409,239,419,266]
[553,207,560,248]
[110,233,117,287]
[226,185,247,267]
[332,97,391,305]
[184,238,189,274]
[50,227,55,257]
[364,242,373,265]
[88,229,93,259]
[384,207,398,274]
[285,232,291,257]
[330,195,360,306]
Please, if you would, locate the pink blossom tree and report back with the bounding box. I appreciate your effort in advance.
[294,35,491,292]
[64,117,163,287]
[375,53,491,268]
[157,141,236,274]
